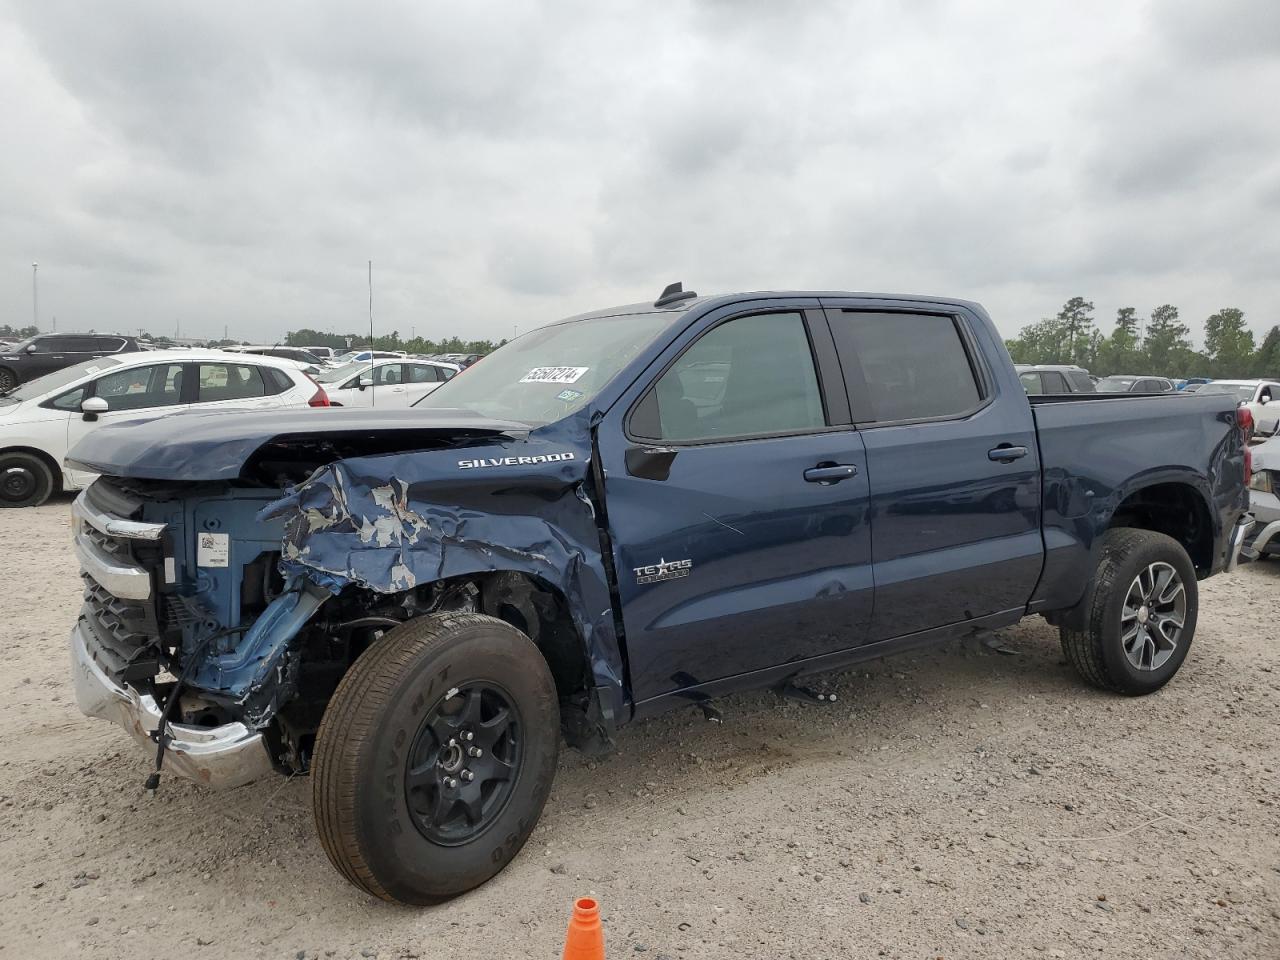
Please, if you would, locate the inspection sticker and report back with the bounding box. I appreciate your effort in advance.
[556,388,584,402]
[520,366,588,384]
[197,532,230,568]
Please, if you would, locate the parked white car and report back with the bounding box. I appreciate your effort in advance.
[317,358,459,408]
[0,350,328,507]
[1196,380,1280,435]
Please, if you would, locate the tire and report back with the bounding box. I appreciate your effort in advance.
[312,612,560,904]
[0,368,15,393]
[0,451,55,507]
[1059,528,1198,695]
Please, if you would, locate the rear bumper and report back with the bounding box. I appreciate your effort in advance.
[69,620,274,789]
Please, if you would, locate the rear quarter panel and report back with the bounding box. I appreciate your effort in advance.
[1028,392,1247,613]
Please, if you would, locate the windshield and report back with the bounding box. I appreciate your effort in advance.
[414,312,675,423]
[317,361,371,384]
[0,355,125,403]
[1198,383,1255,402]
[1096,377,1136,392]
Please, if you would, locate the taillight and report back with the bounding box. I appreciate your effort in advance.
[303,373,330,407]
[1238,405,1254,434]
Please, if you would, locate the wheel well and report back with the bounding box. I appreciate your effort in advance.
[1108,482,1212,576]
[0,446,63,494]
[473,571,590,702]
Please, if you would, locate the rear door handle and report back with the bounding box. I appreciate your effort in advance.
[804,463,858,483]
[988,445,1029,462]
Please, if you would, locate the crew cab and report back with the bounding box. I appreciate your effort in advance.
[65,287,1251,905]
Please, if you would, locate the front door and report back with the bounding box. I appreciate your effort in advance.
[821,303,1043,642]
[64,362,189,469]
[596,303,874,706]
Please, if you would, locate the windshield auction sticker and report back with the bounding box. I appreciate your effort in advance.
[520,366,588,384]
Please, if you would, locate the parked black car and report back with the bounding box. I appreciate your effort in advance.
[0,334,142,392]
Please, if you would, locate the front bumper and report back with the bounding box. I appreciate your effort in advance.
[69,619,275,789]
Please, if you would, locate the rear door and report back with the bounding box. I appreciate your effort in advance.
[821,303,1043,642]
[595,300,874,705]
[192,360,286,411]
[403,362,446,404]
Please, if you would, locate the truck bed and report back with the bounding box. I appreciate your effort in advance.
[1027,389,1246,614]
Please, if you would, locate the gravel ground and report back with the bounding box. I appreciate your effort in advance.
[0,497,1277,959]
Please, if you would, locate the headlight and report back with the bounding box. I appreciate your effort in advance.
[1250,470,1273,494]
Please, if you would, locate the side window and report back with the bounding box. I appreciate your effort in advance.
[30,337,67,353]
[1019,372,1045,395]
[375,363,403,385]
[88,337,125,352]
[197,363,269,402]
[828,312,983,422]
[630,312,825,443]
[407,364,437,383]
[92,363,185,411]
[1068,371,1095,392]
[50,386,87,411]
[262,367,292,395]
[1041,371,1069,393]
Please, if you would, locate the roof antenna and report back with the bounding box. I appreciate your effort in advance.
[654,281,697,308]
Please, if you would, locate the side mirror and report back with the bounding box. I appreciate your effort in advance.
[25,344,37,353]
[358,377,373,390]
[81,396,109,421]
[1261,397,1271,406]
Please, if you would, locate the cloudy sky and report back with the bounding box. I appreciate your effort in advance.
[1,0,1277,344]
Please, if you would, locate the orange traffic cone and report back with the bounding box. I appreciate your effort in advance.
[562,896,605,960]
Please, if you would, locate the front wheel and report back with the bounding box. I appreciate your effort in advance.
[0,368,15,393]
[312,613,560,904]
[0,451,55,507]
[1059,528,1198,695]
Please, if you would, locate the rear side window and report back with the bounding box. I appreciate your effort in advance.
[262,367,293,394]
[1041,371,1069,393]
[407,364,439,383]
[828,312,983,422]
[630,312,826,442]
[197,363,269,402]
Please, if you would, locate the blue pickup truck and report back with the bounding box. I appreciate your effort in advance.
[66,287,1252,904]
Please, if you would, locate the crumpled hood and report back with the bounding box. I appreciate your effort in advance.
[64,407,529,481]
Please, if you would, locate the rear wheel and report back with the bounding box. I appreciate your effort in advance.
[312,613,559,904]
[0,368,15,393]
[1060,528,1198,694]
[0,452,55,507]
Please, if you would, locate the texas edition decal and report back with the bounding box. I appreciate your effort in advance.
[633,558,693,585]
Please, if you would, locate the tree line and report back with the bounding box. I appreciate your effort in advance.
[1004,298,1279,379]
[283,328,501,356]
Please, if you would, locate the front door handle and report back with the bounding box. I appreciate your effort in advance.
[988,445,1029,463]
[804,463,858,484]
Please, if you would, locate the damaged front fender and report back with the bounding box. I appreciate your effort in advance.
[259,415,628,726]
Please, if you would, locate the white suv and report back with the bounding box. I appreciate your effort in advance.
[0,350,329,507]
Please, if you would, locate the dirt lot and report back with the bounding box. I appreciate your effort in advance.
[0,498,1277,959]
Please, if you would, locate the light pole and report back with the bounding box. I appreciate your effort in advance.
[31,262,38,330]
